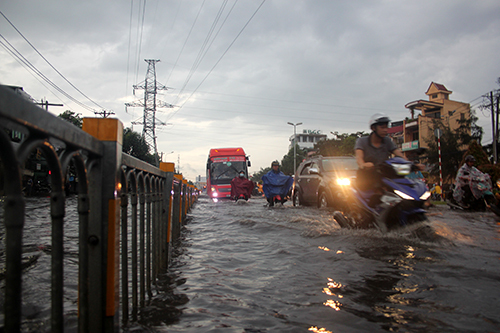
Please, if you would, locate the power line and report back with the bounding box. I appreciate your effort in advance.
[126,0,134,96]
[165,0,207,86]
[171,0,230,105]
[0,35,95,112]
[134,0,147,84]
[0,10,106,110]
[166,0,267,123]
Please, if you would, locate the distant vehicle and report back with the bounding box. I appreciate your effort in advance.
[206,147,251,201]
[293,155,358,208]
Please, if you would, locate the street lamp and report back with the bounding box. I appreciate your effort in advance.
[161,150,174,162]
[287,122,303,176]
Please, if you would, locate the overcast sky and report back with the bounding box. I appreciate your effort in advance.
[1,0,500,180]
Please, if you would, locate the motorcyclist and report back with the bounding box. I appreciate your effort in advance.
[262,161,294,206]
[354,113,406,191]
[230,170,255,201]
[453,155,492,208]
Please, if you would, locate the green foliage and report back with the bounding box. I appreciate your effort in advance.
[478,164,500,185]
[58,110,82,128]
[251,167,271,183]
[314,131,365,156]
[460,140,500,184]
[424,110,483,182]
[122,128,157,165]
[280,144,307,175]
[460,140,489,166]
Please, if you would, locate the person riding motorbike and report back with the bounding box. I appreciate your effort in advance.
[452,155,493,209]
[230,170,255,201]
[354,113,407,193]
[262,161,294,206]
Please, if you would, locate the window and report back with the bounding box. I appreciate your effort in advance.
[432,94,438,99]
[300,163,311,175]
[322,158,358,172]
[412,132,419,141]
[310,162,320,173]
[427,112,441,119]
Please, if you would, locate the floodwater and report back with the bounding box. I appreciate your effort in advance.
[1,195,500,332]
[133,195,500,333]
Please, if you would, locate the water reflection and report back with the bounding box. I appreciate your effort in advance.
[308,326,333,333]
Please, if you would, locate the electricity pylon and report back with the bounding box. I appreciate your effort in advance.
[125,59,174,166]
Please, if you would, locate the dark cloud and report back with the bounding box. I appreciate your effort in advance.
[1,0,500,178]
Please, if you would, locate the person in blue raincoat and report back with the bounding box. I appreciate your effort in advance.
[261,161,294,206]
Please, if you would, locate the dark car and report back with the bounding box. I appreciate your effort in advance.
[292,155,358,208]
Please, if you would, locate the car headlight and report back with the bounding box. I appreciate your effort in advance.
[394,189,414,200]
[393,163,411,176]
[336,178,351,186]
[419,191,431,200]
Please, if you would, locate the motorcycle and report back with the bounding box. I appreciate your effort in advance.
[445,173,500,216]
[333,157,430,232]
[261,172,294,207]
[234,193,249,203]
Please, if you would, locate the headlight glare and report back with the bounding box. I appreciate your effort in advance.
[420,191,431,200]
[336,178,351,186]
[394,189,414,200]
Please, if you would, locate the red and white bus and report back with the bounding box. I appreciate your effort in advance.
[206,147,251,200]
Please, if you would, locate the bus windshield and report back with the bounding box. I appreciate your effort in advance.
[210,161,246,185]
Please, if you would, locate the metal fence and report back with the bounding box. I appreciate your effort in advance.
[0,85,197,332]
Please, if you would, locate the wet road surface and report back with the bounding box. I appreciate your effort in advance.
[1,195,500,332]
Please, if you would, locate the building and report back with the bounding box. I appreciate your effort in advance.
[387,120,404,149]
[195,175,207,191]
[402,82,470,157]
[289,129,327,150]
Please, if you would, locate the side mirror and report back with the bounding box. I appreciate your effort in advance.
[247,161,251,167]
[309,167,319,175]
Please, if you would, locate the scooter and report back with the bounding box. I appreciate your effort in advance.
[262,173,294,207]
[333,157,431,232]
[446,176,500,216]
[233,193,249,203]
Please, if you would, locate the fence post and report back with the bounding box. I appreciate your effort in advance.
[83,117,123,332]
[159,162,175,268]
[181,179,187,223]
[172,175,182,241]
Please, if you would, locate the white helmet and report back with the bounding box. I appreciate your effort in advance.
[369,113,391,129]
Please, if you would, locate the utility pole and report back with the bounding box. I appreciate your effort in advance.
[36,98,63,111]
[287,122,302,176]
[496,92,500,163]
[490,91,497,163]
[94,109,115,118]
[125,59,175,166]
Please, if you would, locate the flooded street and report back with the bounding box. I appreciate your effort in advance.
[136,195,500,332]
[1,195,500,332]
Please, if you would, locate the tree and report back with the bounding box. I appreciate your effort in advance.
[251,167,271,183]
[58,110,82,128]
[281,144,307,175]
[424,109,483,182]
[123,127,157,164]
[314,131,365,156]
